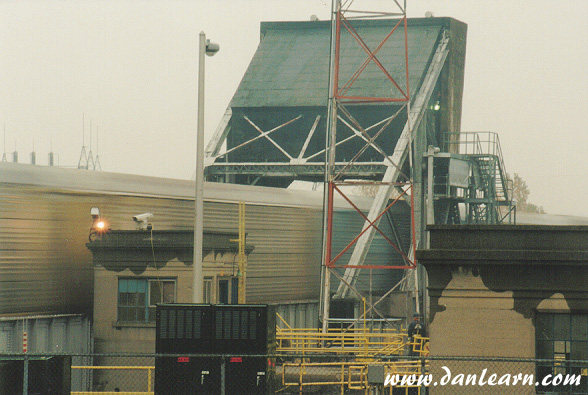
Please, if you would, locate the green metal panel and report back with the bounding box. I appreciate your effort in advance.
[231,18,447,108]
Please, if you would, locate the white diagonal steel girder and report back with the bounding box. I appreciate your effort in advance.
[306,113,398,162]
[336,105,408,180]
[205,114,326,167]
[334,32,450,299]
[205,107,232,158]
[296,115,321,161]
[243,116,297,160]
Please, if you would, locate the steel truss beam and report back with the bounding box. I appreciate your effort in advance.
[205,106,413,174]
[321,0,420,332]
[205,162,387,179]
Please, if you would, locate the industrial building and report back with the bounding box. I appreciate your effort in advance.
[0,13,522,352]
[0,162,410,345]
[3,6,588,393]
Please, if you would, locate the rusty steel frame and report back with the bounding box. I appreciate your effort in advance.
[320,0,419,333]
[325,181,416,270]
[324,0,416,273]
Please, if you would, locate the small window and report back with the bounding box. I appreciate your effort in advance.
[118,278,176,323]
[148,279,176,321]
[217,277,239,304]
[536,313,588,393]
[231,278,239,304]
[218,279,229,304]
[203,277,213,304]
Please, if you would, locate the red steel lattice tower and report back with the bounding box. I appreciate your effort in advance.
[321,0,417,332]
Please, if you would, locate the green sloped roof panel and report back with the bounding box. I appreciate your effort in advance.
[232,18,449,107]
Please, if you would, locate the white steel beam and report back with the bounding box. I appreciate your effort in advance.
[205,107,233,159]
[243,116,296,160]
[296,115,321,161]
[206,115,302,167]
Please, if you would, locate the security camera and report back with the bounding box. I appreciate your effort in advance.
[132,213,153,229]
[133,213,153,222]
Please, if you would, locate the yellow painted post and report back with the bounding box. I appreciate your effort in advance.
[147,367,153,392]
[363,298,368,356]
[238,202,246,303]
[363,298,367,330]
[231,202,246,303]
[299,362,304,395]
[340,363,345,395]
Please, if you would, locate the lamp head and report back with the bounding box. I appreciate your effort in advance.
[89,207,108,241]
[205,40,220,56]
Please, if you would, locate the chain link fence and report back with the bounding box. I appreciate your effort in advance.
[1,353,587,394]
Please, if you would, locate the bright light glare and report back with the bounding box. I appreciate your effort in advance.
[96,221,105,230]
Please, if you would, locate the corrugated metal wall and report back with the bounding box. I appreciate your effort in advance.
[203,201,323,303]
[273,301,319,329]
[0,163,409,316]
[0,314,91,353]
[0,183,95,314]
[0,314,92,390]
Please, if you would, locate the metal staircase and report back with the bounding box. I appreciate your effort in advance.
[434,132,515,224]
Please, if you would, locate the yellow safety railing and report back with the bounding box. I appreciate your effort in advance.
[382,361,427,395]
[71,365,154,395]
[281,361,364,395]
[276,325,416,357]
[411,335,430,356]
[280,359,428,395]
[276,310,430,359]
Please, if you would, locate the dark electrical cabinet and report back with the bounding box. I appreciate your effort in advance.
[0,356,71,395]
[155,304,275,395]
[329,299,356,330]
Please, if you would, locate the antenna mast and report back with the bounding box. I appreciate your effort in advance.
[2,124,7,162]
[94,124,101,170]
[78,114,89,169]
[321,0,415,333]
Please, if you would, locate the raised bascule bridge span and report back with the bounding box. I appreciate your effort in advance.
[202,10,512,329]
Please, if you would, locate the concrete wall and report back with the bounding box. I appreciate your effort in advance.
[417,225,588,395]
[427,267,535,358]
[93,251,239,354]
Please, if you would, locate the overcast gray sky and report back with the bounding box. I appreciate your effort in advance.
[1,1,587,216]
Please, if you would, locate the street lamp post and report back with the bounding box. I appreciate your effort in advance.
[193,31,219,303]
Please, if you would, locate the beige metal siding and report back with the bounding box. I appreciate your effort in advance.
[0,163,408,315]
[0,164,324,314]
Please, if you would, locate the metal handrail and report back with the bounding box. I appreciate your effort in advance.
[281,359,427,393]
[276,327,429,359]
[444,131,513,206]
